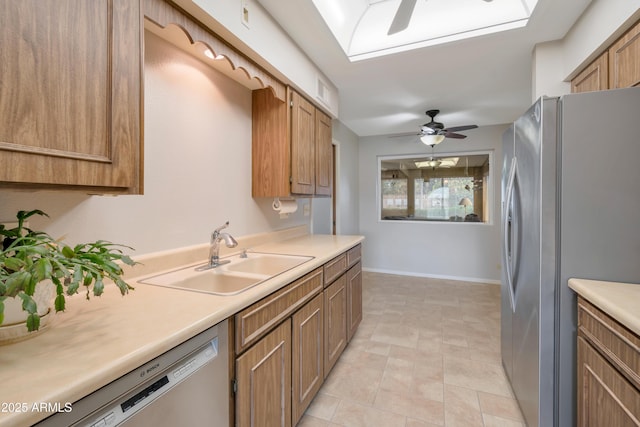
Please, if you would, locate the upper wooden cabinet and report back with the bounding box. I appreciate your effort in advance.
[572,19,640,93]
[315,109,332,196]
[290,91,316,195]
[572,52,609,93]
[609,21,640,89]
[0,0,143,193]
[252,87,332,198]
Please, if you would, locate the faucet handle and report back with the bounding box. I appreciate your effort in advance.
[214,221,230,233]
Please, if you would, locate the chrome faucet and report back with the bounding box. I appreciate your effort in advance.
[207,221,238,268]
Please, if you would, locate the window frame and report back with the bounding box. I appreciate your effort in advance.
[377,150,494,225]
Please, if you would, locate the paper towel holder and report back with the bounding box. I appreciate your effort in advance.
[272,197,298,218]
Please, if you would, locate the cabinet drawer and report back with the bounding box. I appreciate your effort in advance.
[324,253,347,286]
[235,267,323,354]
[578,297,640,390]
[346,244,362,267]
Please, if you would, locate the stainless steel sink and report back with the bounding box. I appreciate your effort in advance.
[139,252,313,295]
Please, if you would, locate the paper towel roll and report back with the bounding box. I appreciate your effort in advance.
[272,198,298,218]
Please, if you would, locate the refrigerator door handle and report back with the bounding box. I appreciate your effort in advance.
[503,156,517,311]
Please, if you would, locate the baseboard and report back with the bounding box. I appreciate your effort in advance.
[362,267,500,286]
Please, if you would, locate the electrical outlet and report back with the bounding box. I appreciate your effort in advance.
[303,203,310,216]
[241,0,250,28]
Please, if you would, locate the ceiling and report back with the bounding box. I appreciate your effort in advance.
[256,0,593,138]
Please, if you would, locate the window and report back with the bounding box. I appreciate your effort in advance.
[379,152,491,223]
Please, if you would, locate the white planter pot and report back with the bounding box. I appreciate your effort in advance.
[0,281,56,344]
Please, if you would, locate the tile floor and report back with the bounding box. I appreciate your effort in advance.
[298,271,526,427]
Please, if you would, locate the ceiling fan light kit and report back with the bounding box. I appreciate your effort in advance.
[420,134,445,146]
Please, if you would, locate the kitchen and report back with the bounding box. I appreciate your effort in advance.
[1,0,639,426]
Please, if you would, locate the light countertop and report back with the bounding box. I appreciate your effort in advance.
[568,278,640,336]
[0,232,363,427]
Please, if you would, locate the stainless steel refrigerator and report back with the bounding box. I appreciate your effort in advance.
[501,87,640,427]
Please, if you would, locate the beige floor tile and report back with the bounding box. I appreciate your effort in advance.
[411,377,444,402]
[443,385,483,427]
[477,392,525,423]
[320,362,383,405]
[331,400,407,427]
[370,323,420,348]
[406,418,443,427]
[481,413,526,427]
[305,392,341,421]
[303,272,525,427]
[443,356,512,396]
[297,415,332,427]
[373,389,445,425]
[364,341,391,356]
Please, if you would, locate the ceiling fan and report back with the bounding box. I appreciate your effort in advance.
[391,109,478,146]
[422,109,478,138]
[387,0,494,35]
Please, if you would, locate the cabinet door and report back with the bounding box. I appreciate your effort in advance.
[314,109,332,196]
[290,90,315,195]
[236,319,292,427]
[324,274,347,377]
[292,293,324,425]
[609,21,640,89]
[346,262,363,342]
[0,0,142,193]
[577,336,640,426]
[251,88,290,198]
[572,52,609,93]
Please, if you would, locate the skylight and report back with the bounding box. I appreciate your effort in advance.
[311,0,538,61]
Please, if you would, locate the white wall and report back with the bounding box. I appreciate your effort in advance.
[333,121,360,236]
[174,0,339,117]
[0,32,310,256]
[358,125,507,283]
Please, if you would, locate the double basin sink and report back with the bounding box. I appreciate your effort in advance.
[139,252,313,296]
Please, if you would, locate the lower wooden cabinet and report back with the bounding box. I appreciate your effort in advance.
[236,319,292,427]
[576,297,640,426]
[292,293,324,425]
[346,262,363,342]
[233,245,363,426]
[324,274,347,377]
[577,336,640,426]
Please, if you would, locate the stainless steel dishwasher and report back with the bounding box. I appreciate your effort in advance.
[36,320,229,427]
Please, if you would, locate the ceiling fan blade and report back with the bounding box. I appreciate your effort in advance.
[444,124,478,133]
[443,132,468,139]
[388,132,421,138]
[387,0,418,35]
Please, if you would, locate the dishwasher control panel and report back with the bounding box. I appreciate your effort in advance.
[82,337,219,427]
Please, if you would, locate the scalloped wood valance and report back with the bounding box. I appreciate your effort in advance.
[144,0,286,102]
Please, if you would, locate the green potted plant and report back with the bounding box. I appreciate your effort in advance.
[0,209,137,336]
